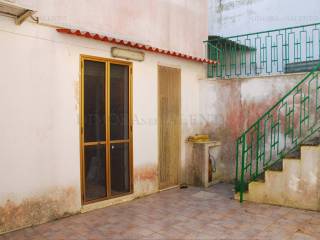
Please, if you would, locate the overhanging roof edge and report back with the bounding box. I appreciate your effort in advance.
[57,28,217,64]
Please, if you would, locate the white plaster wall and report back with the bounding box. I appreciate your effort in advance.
[0,16,204,206]
[209,0,320,36]
[0,18,82,206]
[198,73,308,181]
[9,0,208,57]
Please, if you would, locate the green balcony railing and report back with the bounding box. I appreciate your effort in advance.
[235,62,320,202]
[205,22,320,79]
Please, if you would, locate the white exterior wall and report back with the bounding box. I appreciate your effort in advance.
[209,0,320,36]
[13,0,208,57]
[0,2,205,231]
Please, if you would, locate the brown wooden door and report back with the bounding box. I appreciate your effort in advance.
[158,66,181,190]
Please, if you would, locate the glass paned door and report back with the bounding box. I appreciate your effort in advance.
[83,60,107,202]
[81,57,132,204]
[110,63,129,140]
[109,63,130,196]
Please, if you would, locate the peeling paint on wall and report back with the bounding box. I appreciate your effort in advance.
[0,187,79,234]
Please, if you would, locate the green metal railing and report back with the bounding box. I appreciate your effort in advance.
[235,63,320,202]
[205,22,320,78]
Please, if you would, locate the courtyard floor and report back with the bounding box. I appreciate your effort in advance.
[0,183,319,240]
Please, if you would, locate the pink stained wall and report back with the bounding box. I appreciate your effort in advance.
[17,0,208,57]
[199,73,308,182]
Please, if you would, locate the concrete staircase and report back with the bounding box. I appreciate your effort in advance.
[235,143,320,211]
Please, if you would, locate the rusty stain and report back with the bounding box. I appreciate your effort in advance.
[134,165,157,182]
[134,165,158,195]
[0,187,78,234]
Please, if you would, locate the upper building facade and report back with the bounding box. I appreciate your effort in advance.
[15,0,208,57]
[209,0,320,37]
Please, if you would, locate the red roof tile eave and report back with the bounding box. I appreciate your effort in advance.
[56,28,217,64]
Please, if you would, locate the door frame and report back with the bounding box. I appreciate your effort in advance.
[79,54,134,205]
[157,65,182,190]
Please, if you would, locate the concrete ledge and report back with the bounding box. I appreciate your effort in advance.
[203,72,307,82]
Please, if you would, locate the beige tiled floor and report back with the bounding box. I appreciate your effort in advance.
[1,183,319,240]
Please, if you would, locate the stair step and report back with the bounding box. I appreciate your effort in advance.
[268,160,283,171]
[301,136,320,146]
[254,156,300,182]
[285,148,300,159]
[237,134,320,205]
[254,174,265,182]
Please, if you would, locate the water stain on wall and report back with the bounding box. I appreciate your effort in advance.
[134,165,158,196]
[0,187,79,234]
[199,75,305,181]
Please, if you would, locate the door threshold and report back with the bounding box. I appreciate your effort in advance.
[159,185,179,192]
[81,193,135,213]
